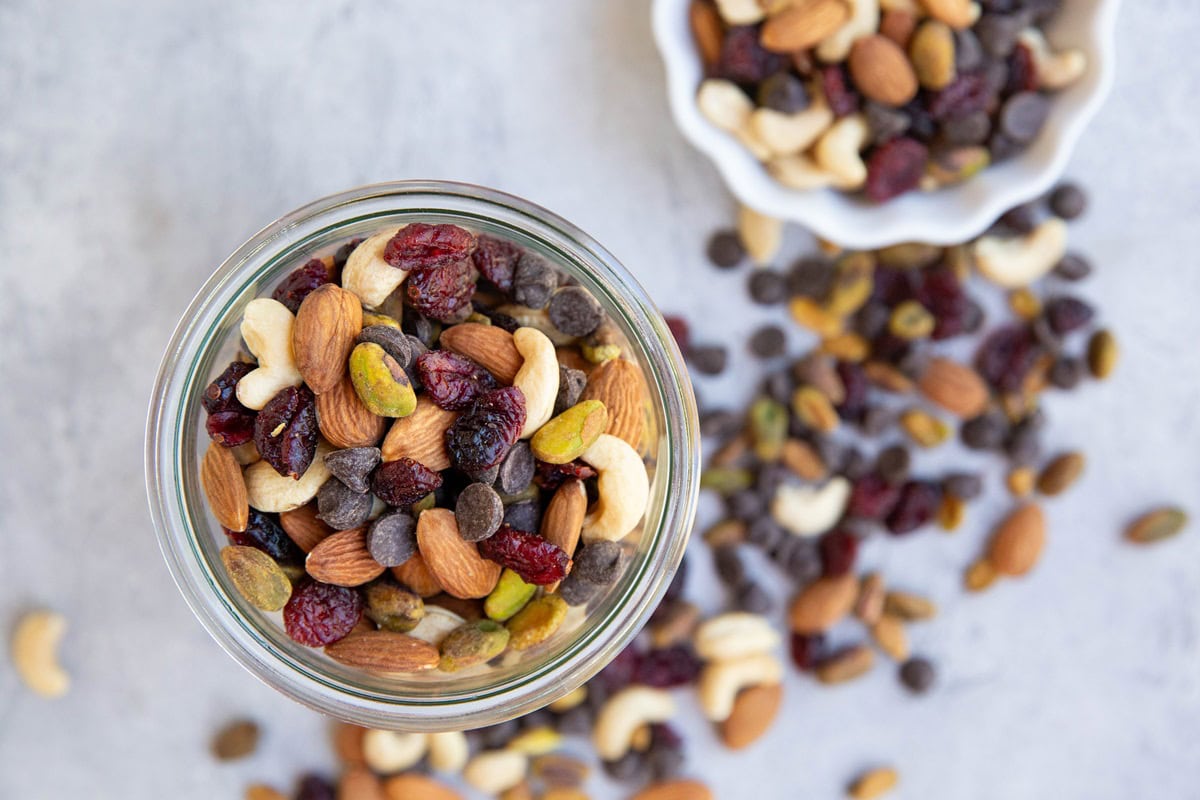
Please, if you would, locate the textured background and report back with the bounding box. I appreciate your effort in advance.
[2,1,1200,797]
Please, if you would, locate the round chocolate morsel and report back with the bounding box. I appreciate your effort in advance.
[502,499,540,533]
[1054,252,1093,281]
[558,572,602,607]
[1000,92,1051,143]
[749,325,787,358]
[323,447,381,494]
[496,441,534,496]
[713,545,746,587]
[876,444,911,485]
[512,252,557,309]
[758,72,810,113]
[689,345,728,375]
[747,270,789,305]
[1049,183,1088,220]
[943,471,983,500]
[455,482,504,543]
[554,364,587,416]
[356,325,411,370]
[573,540,623,585]
[734,581,773,614]
[1049,356,1086,389]
[548,286,604,337]
[366,510,417,567]
[316,477,374,531]
[707,230,745,269]
[961,411,1007,450]
[787,257,835,298]
[899,656,936,694]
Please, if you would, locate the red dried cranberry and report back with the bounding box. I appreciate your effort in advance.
[406,258,477,323]
[789,632,827,671]
[534,459,598,490]
[1043,296,1094,335]
[633,645,702,688]
[206,411,257,448]
[821,65,860,117]
[871,267,917,306]
[226,509,304,566]
[819,529,859,576]
[203,363,258,447]
[253,385,318,479]
[294,775,337,800]
[447,387,526,473]
[271,258,335,314]
[865,137,928,203]
[472,234,521,293]
[283,580,363,647]
[1006,43,1039,95]
[717,26,786,85]
[477,525,571,585]
[834,362,869,423]
[975,324,1041,392]
[929,73,993,120]
[884,480,942,535]
[383,223,476,272]
[416,350,498,411]
[847,473,902,520]
[372,457,443,507]
[664,315,691,354]
[915,268,971,340]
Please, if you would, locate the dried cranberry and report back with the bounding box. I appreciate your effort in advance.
[253,385,318,479]
[664,315,691,354]
[789,632,827,671]
[416,350,498,411]
[226,509,304,566]
[717,26,785,85]
[821,65,860,117]
[383,223,476,272]
[202,362,258,447]
[884,481,942,535]
[929,73,993,120]
[596,644,642,693]
[271,258,335,314]
[834,362,869,424]
[819,529,859,576]
[1006,43,1039,94]
[847,473,902,520]
[633,645,702,688]
[206,411,256,448]
[915,268,971,340]
[1043,295,1095,335]
[294,775,337,800]
[372,457,443,507]
[477,525,571,585]
[283,580,363,647]
[975,324,1042,392]
[472,234,522,293]
[865,137,928,203]
[534,459,598,491]
[447,387,526,473]
[405,258,477,323]
[871,266,917,306]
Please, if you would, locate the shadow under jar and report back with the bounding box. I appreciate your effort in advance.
[146,181,699,731]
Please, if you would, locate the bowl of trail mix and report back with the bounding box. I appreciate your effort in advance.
[146,182,699,730]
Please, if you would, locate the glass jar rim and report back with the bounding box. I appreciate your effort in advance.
[144,180,700,730]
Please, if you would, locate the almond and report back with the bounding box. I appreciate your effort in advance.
[780,438,826,480]
[305,528,385,586]
[815,643,875,684]
[883,590,937,621]
[381,398,457,470]
[1036,451,1085,496]
[416,509,502,599]
[390,554,444,598]
[316,373,388,449]
[580,357,646,450]
[201,441,248,532]
[324,630,439,673]
[920,0,979,29]
[987,503,1046,576]
[279,502,334,552]
[917,357,989,418]
[632,780,715,800]
[761,0,850,53]
[853,572,886,625]
[788,573,858,634]
[539,479,587,592]
[293,284,362,394]
[719,682,783,750]
[337,767,386,800]
[438,323,523,384]
[383,774,463,800]
[869,615,910,661]
[690,0,725,68]
[849,35,918,106]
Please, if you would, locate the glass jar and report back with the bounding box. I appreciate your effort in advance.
[145,181,699,731]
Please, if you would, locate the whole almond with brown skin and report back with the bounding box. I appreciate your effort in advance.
[390,554,444,597]
[883,590,937,620]
[383,774,463,800]
[338,766,386,800]
[201,441,248,532]
[580,357,646,449]
[988,503,1046,576]
[1036,452,1085,496]
[381,398,457,470]
[849,35,919,106]
[280,502,334,553]
[317,373,388,449]
[324,630,439,674]
[416,509,502,599]
[918,357,989,418]
[540,479,587,592]
[789,573,858,634]
[690,0,725,68]
[632,780,715,800]
[332,722,368,767]
[781,438,826,480]
[854,572,886,625]
[720,682,783,750]
[761,0,850,53]
[438,323,523,384]
[870,615,910,661]
[293,284,362,394]
[815,644,875,684]
[921,0,978,29]
[305,528,385,586]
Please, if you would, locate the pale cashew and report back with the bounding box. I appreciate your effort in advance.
[244,441,332,512]
[341,228,408,309]
[1018,28,1087,90]
[230,441,260,465]
[817,0,881,62]
[697,79,754,134]
[580,434,650,543]
[734,125,773,162]
[406,604,466,646]
[974,218,1067,288]
[463,749,529,795]
[11,610,69,698]
[693,612,781,662]
[697,652,784,721]
[770,476,851,537]
[768,154,840,191]
[495,304,578,346]
[737,204,784,266]
[362,729,428,773]
[750,96,834,156]
[592,686,676,761]
[714,0,765,25]
[513,326,560,438]
[815,114,871,190]
[235,298,303,410]
[427,730,469,773]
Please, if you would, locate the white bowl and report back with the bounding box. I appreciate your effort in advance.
[652,0,1119,248]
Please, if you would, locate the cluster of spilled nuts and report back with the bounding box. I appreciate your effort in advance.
[198,222,652,678]
[691,0,1087,201]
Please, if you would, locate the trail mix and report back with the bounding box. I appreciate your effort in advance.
[690,0,1088,201]
[199,222,653,679]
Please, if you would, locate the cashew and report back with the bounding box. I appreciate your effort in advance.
[693,612,781,662]
[341,228,408,309]
[714,0,765,25]
[814,113,871,190]
[244,441,332,512]
[768,154,840,191]
[406,604,466,646]
[463,749,529,795]
[697,652,784,721]
[11,610,69,698]
[1018,28,1087,90]
[580,434,650,543]
[737,204,784,265]
[427,730,469,773]
[749,96,834,156]
[513,326,560,438]
[235,298,303,410]
[697,79,754,134]
[974,218,1067,288]
[770,476,851,537]
[592,686,676,761]
[230,441,261,465]
[362,729,428,773]
[734,125,773,162]
[817,0,881,62]
[495,304,578,346]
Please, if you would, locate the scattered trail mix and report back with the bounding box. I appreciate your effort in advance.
[691,0,1087,201]
[199,222,653,681]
